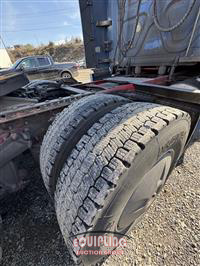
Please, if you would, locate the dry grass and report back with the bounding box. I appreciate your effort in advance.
[8,42,84,63]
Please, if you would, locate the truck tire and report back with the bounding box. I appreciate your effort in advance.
[40,94,130,196]
[55,102,191,266]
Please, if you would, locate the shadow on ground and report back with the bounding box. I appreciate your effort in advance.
[1,162,74,266]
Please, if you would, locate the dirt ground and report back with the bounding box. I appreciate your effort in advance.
[1,141,200,266]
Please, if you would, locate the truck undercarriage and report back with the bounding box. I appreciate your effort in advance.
[0,70,199,201]
[0,69,200,266]
[1,0,200,265]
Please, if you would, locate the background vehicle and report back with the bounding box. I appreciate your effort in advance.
[0,0,200,265]
[0,55,78,80]
[77,57,86,69]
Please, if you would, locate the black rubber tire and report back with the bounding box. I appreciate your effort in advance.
[40,94,130,196]
[54,102,191,266]
[61,71,72,79]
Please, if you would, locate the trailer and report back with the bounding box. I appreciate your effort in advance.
[1,0,200,265]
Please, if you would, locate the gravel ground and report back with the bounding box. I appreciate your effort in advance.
[1,141,200,266]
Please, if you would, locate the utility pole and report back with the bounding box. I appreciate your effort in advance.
[0,35,13,63]
[0,35,7,50]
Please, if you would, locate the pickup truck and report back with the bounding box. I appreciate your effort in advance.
[0,55,78,80]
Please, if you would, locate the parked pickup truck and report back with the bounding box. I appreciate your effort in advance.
[0,55,78,80]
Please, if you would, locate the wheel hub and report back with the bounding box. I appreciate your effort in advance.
[117,152,172,232]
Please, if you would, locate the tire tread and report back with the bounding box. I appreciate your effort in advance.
[55,102,190,264]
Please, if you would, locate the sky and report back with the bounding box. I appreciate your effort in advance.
[0,0,83,48]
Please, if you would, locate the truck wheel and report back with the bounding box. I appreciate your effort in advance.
[61,72,72,79]
[40,94,130,196]
[55,102,190,266]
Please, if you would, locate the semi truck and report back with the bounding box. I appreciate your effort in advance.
[0,0,200,265]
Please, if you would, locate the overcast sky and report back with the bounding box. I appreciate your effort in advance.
[0,0,83,47]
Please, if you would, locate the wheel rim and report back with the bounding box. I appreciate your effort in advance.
[117,151,173,233]
[62,73,71,78]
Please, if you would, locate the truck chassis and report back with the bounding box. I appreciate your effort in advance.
[0,72,199,265]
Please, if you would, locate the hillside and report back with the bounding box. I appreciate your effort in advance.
[8,40,85,63]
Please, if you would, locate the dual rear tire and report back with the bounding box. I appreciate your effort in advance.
[40,94,191,265]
